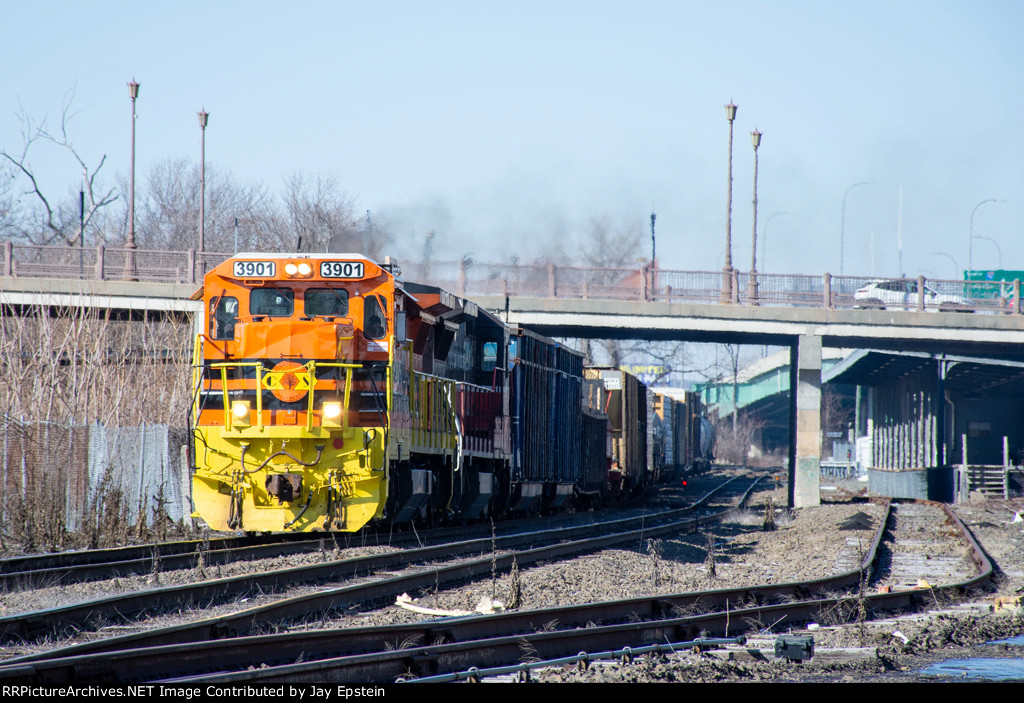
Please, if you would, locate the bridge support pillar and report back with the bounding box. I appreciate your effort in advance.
[789,334,821,508]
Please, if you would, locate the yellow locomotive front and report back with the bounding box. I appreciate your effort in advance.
[190,254,394,532]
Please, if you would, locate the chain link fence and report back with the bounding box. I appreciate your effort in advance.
[0,417,190,549]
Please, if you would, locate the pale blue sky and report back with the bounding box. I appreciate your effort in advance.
[2,0,1021,277]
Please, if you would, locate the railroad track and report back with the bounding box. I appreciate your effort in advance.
[0,517,564,589]
[870,501,980,591]
[0,471,750,589]
[0,474,769,682]
[154,499,987,685]
[0,474,761,652]
[3,488,990,685]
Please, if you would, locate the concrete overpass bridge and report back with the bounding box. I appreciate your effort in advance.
[5,243,1024,508]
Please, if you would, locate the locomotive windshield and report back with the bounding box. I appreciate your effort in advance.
[306,288,349,317]
[250,288,294,317]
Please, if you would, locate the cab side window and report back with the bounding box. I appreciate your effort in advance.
[211,296,238,340]
[363,295,387,340]
[481,341,498,372]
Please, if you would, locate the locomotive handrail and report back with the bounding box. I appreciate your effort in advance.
[306,361,364,431]
[209,361,267,430]
[204,359,368,432]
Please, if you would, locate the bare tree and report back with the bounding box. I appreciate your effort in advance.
[0,88,118,245]
[134,158,275,253]
[581,213,645,268]
[0,166,18,240]
[275,172,367,254]
[821,385,854,438]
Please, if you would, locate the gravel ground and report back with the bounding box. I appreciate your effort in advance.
[320,479,884,630]
[2,467,1023,683]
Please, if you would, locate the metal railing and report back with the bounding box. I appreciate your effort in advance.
[4,241,1021,315]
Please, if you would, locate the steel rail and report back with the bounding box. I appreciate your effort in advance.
[0,478,810,683]
[159,499,992,684]
[0,495,991,683]
[0,497,991,684]
[0,477,756,646]
[0,499,662,586]
[0,505,636,589]
[0,478,761,671]
[0,533,317,575]
[0,535,389,589]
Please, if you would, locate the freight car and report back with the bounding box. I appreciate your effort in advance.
[650,387,716,475]
[188,253,709,533]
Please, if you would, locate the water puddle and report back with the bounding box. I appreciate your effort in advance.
[919,635,1024,681]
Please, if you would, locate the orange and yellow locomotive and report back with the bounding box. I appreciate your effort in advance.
[190,253,401,532]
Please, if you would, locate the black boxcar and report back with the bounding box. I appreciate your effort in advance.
[509,327,584,510]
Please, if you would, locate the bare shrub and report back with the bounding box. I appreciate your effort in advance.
[712,414,765,467]
[762,498,777,532]
[0,305,192,550]
[704,533,717,578]
[507,556,523,610]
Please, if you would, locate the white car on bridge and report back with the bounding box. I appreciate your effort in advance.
[854,279,973,312]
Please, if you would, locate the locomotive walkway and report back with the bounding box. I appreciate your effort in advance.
[5,243,1024,509]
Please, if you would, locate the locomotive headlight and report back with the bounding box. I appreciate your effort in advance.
[322,401,343,427]
[231,400,251,426]
[284,261,313,278]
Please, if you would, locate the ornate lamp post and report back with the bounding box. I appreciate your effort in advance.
[747,129,761,303]
[198,109,209,279]
[722,101,737,302]
[125,79,140,280]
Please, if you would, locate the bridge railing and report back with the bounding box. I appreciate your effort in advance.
[3,242,1020,315]
[2,242,225,285]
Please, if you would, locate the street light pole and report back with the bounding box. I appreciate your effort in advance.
[650,211,656,269]
[125,79,139,280]
[722,101,737,303]
[932,251,959,280]
[968,198,1002,274]
[748,129,761,304]
[974,236,1002,268]
[198,109,209,280]
[839,181,873,277]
